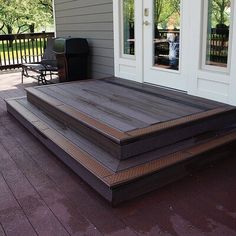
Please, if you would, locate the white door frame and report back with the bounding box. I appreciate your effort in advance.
[143,0,189,91]
[113,0,236,105]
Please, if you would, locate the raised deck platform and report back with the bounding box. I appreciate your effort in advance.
[6,77,236,204]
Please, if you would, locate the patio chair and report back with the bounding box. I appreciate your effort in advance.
[21,38,58,84]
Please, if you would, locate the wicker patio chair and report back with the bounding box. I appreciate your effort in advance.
[21,38,58,84]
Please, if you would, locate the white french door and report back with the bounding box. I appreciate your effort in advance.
[143,0,191,91]
[114,0,235,104]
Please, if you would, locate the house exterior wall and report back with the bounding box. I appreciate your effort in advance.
[54,0,114,79]
[54,0,236,105]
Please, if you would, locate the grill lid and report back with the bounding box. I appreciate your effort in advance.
[53,37,89,54]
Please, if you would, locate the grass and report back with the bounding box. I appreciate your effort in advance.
[0,39,45,63]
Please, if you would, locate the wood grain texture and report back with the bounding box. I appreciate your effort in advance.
[6,98,236,194]
[2,72,236,235]
[24,78,236,160]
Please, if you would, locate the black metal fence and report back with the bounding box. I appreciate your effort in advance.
[0,32,55,70]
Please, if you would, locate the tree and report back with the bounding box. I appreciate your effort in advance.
[39,0,53,14]
[211,0,231,26]
[0,0,53,34]
[154,0,180,29]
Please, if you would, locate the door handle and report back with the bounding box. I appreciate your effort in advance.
[143,21,150,26]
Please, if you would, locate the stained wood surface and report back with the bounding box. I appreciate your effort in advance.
[7,97,236,188]
[1,72,236,235]
[9,97,226,173]
[34,78,225,132]
[25,77,236,160]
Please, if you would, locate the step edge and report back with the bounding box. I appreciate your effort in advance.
[7,99,236,190]
[106,130,236,188]
[6,99,114,186]
[26,87,130,143]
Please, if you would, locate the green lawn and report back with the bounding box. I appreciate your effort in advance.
[0,40,45,62]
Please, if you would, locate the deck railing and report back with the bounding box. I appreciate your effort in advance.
[0,32,55,70]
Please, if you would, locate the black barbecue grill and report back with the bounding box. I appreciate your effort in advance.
[53,37,89,82]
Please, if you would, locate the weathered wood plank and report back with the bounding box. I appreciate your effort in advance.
[26,87,129,141]
[77,80,203,115]
[0,110,103,236]
[67,81,185,120]
[46,84,161,125]
[105,130,236,187]
[38,86,147,131]
[0,172,37,236]
[104,77,225,109]
[18,98,120,171]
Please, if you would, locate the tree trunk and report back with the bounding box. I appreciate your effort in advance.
[7,25,13,47]
[29,24,35,33]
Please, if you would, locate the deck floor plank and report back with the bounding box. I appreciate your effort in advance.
[0,130,71,236]
[57,80,198,119]
[0,172,37,236]
[0,115,104,236]
[1,114,138,236]
[77,80,204,115]
[48,84,162,124]
[0,224,5,236]
[0,72,235,235]
[38,86,141,132]
[35,78,230,134]
[105,77,224,109]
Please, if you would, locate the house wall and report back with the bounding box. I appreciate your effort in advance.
[54,0,114,79]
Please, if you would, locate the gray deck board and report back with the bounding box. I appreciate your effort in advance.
[18,98,120,171]
[16,98,198,172]
[105,77,224,109]
[53,83,164,123]
[67,82,182,119]
[2,72,236,235]
[78,80,204,115]
[0,172,37,236]
[37,86,144,132]
[13,98,235,173]
[33,77,225,133]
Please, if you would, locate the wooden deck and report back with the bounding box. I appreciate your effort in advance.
[0,72,236,235]
[6,75,236,204]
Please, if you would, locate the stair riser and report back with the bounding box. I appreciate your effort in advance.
[27,91,123,159]
[6,100,236,205]
[112,145,235,205]
[123,110,236,158]
[7,102,113,202]
[27,90,236,160]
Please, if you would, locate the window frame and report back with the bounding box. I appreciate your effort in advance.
[201,0,234,73]
[120,0,136,59]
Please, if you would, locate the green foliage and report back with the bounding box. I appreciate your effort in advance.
[211,0,231,26]
[0,0,53,34]
[154,0,180,29]
[123,0,134,23]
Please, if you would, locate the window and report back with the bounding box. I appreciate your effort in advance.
[122,0,135,56]
[204,0,231,68]
[153,0,181,71]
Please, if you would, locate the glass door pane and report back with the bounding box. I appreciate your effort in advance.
[153,0,181,70]
[122,0,135,56]
[205,0,231,68]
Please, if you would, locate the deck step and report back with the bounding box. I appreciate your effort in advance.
[6,97,236,205]
[25,85,236,160]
